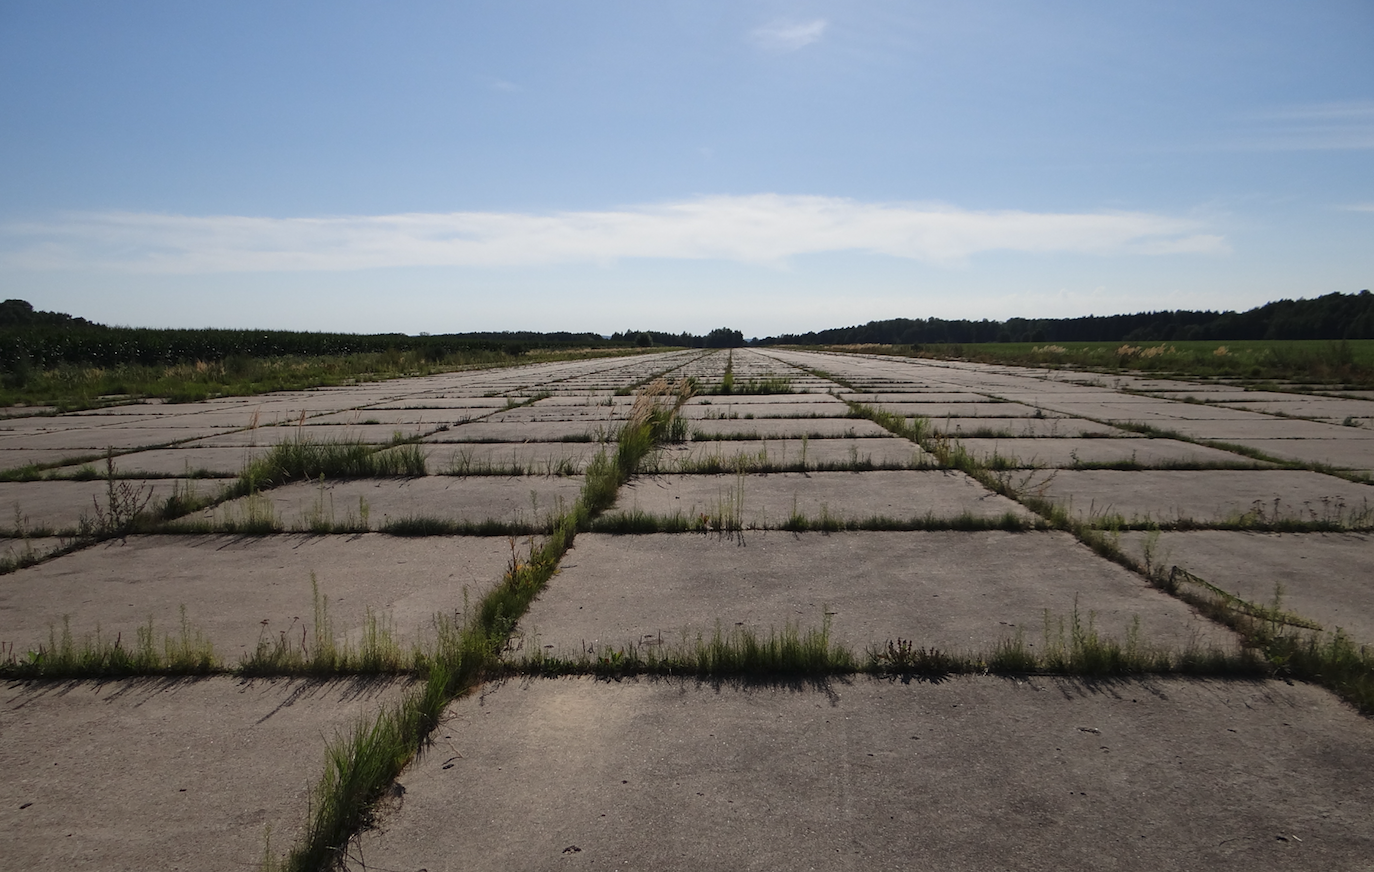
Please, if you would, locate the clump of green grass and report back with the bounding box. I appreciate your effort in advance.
[779,509,1037,533]
[444,449,579,477]
[378,515,547,536]
[236,435,426,494]
[1,608,216,679]
[518,616,856,678]
[240,575,409,676]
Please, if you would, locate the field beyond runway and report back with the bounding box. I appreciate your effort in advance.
[2,347,1372,870]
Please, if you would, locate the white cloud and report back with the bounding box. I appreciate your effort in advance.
[1341,203,1374,213]
[0,195,1227,274]
[751,19,827,52]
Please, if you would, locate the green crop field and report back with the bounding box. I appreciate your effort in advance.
[847,339,1374,388]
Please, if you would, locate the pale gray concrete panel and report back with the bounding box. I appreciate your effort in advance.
[0,449,102,471]
[1037,470,1373,525]
[436,442,603,474]
[954,437,1268,468]
[646,437,930,472]
[369,397,511,410]
[52,446,270,477]
[424,420,615,443]
[1089,402,1278,422]
[683,393,848,407]
[0,479,232,535]
[1215,399,1374,419]
[680,402,851,420]
[516,531,1229,654]
[201,475,584,531]
[615,470,1026,526]
[0,536,66,563]
[1220,438,1374,469]
[1118,531,1374,645]
[931,417,1125,437]
[841,392,993,402]
[0,428,210,451]
[691,418,890,439]
[356,676,1374,871]
[308,408,495,425]
[0,534,509,657]
[877,402,1058,418]
[1,677,410,872]
[188,423,435,447]
[486,406,625,423]
[1152,419,1374,441]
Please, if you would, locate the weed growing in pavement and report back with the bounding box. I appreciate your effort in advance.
[444,448,579,477]
[239,575,409,676]
[200,491,282,534]
[516,616,855,678]
[235,435,427,495]
[1,608,216,678]
[509,607,1257,682]
[80,450,155,541]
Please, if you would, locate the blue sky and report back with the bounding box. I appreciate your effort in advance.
[1,1,1371,335]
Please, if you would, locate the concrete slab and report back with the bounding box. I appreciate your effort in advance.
[930,417,1125,437]
[954,437,1268,469]
[358,675,1374,871]
[681,402,852,420]
[647,437,931,472]
[685,394,848,406]
[188,424,434,448]
[0,534,509,657]
[0,536,67,565]
[690,418,890,440]
[369,397,511,410]
[1035,470,1374,526]
[424,420,615,443]
[307,408,496,426]
[1083,402,1278,422]
[516,531,1229,655]
[1216,399,1374,420]
[614,471,1028,527]
[1159,419,1374,441]
[0,428,210,452]
[0,479,232,536]
[200,475,585,532]
[841,392,993,403]
[1,677,410,872]
[0,449,105,471]
[51,447,270,477]
[1218,438,1374,469]
[878,402,1058,418]
[1118,531,1374,644]
[486,406,625,423]
[437,442,602,475]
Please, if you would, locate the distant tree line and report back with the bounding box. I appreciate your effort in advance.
[757,291,1374,345]
[0,300,617,371]
[608,327,748,348]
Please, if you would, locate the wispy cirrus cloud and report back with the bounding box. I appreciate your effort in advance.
[751,19,828,52]
[1232,100,1374,150]
[0,195,1226,274]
